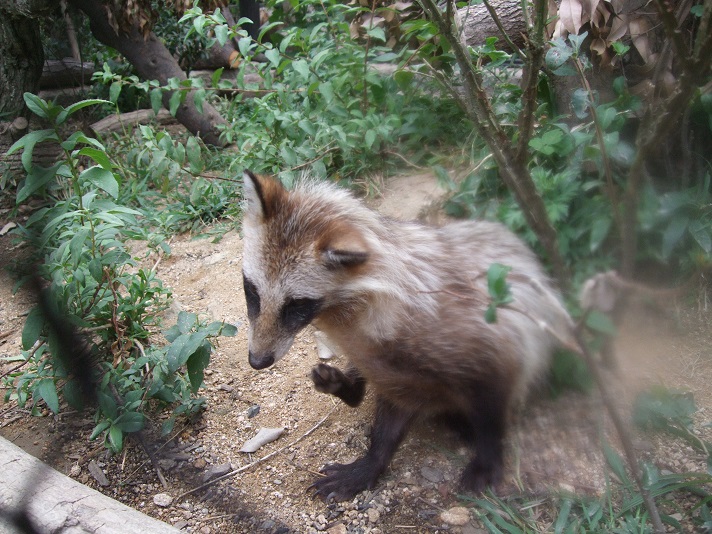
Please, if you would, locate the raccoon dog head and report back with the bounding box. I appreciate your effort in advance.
[241,171,370,370]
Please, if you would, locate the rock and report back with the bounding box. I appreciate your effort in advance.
[326,524,347,534]
[240,427,285,453]
[87,460,109,486]
[193,458,207,469]
[367,507,381,523]
[153,493,173,507]
[420,466,444,483]
[441,506,470,526]
[247,404,260,418]
[69,464,81,477]
[202,462,232,481]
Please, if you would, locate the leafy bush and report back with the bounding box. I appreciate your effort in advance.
[4,94,237,451]
[180,0,470,184]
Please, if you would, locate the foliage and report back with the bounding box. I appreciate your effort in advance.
[3,94,237,452]
[179,0,470,183]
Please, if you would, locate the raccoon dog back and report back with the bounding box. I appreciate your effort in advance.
[241,170,568,501]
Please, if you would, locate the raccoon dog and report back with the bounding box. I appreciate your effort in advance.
[241,170,567,501]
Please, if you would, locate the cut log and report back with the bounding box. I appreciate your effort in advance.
[190,44,241,70]
[40,59,95,89]
[90,108,175,136]
[0,437,179,533]
[68,0,230,147]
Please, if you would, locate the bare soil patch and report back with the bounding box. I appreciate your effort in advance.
[0,174,710,533]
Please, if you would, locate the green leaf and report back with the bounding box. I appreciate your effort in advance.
[487,263,512,302]
[22,306,44,350]
[215,24,229,46]
[69,227,90,267]
[186,136,204,174]
[319,81,334,103]
[109,81,122,104]
[186,342,211,393]
[265,48,281,68]
[554,499,572,534]
[603,442,631,486]
[193,88,206,114]
[108,424,123,451]
[98,390,119,420]
[661,215,689,259]
[484,304,498,324]
[545,42,573,70]
[90,420,111,440]
[169,90,183,116]
[88,257,103,281]
[571,88,590,119]
[365,130,377,150]
[9,129,60,174]
[113,411,146,433]
[221,323,238,337]
[166,331,210,373]
[16,162,63,203]
[80,166,119,198]
[76,147,113,170]
[37,378,59,414]
[177,311,198,334]
[589,217,611,252]
[394,70,414,89]
[150,88,163,114]
[292,59,310,80]
[24,93,50,119]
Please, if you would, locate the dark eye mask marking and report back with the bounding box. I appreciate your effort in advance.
[280,297,323,332]
[243,273,261,321]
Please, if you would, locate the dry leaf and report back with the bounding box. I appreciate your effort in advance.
[559,0,585,35]
[629,16,653,64]
[590,37,608,56]
[608,13,628,42]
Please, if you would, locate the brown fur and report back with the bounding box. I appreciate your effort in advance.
[241,171,569,501]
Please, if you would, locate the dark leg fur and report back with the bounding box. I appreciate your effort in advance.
[311,363,366,407]
[459,382,510,493]
[311,396,413,502]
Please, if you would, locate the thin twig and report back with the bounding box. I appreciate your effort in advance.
[176,407,337,500]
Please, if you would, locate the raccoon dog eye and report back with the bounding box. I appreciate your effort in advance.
[280,297,323,332]
[243,274,260,320]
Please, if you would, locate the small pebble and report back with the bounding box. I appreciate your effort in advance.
[153,493,173,507]
[441,506,470,526]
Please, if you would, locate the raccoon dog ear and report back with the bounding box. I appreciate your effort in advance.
[320,228,370,268]
[242,170,286,221]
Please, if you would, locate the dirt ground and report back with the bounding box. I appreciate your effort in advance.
[0,172,710,533]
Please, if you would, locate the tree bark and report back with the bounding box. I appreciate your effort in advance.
[68,0,230,147]
[457,0,527,52]
[0,0,54,117]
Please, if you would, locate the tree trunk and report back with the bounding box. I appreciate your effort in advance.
[0,0,54,117]
[457,0,527,52]
[68,0,230,147]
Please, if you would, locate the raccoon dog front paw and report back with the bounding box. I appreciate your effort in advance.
[310,363,345,395]
[310,459,380,502]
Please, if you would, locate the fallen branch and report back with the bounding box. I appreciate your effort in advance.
[176,406,336,500]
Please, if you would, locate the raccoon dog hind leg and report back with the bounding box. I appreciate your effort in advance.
[240,170,567,501]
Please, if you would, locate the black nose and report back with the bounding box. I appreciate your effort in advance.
[249,350,275,370]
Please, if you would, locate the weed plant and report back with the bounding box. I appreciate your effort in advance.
[4,94,236,452]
